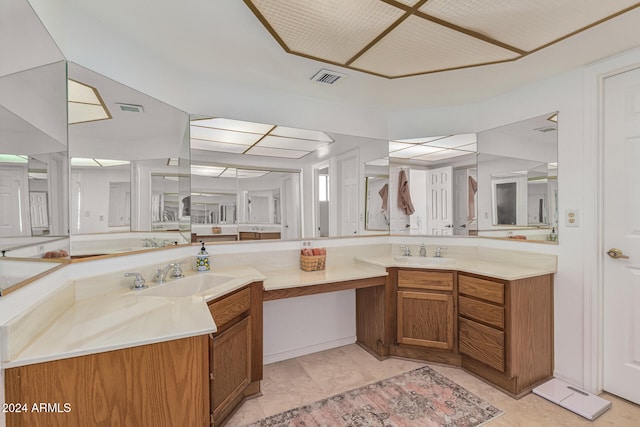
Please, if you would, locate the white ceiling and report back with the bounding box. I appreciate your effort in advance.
[30,0,640,111]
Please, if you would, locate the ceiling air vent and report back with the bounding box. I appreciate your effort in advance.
[311,69,346,86]
[116,103,144,113]
[535,126,557,133]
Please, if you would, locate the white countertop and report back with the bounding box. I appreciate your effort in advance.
[263,263,387,291]
[355,253,556,281]
[4,266,266,368]
[3,246,555,368]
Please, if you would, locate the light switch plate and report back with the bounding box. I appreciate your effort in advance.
[565,209,579,227]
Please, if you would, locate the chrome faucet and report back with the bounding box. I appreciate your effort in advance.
[153,261,186,284]
[399,245,411,256]
[124,272,147,290]
[141,238,159,248]
[419,243,427,257]
[434,246,448,258]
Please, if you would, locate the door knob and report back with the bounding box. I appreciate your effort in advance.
[607,248,629,259]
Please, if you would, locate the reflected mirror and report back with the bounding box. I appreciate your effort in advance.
[477,112,559,242]
[388,134,478,236]
[0,60,70,258]
[68,63,191,257]
[364,158,390,232]
[190,117,389,241]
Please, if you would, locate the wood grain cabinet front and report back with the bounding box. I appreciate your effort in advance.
[458,273,554,398]
[395,270,456,355]
[207,282,263,426]
[4,336,209,427]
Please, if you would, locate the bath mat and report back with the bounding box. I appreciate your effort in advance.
[244,365,503,426]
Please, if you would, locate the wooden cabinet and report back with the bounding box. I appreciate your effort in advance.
[238,231,281,241]
[458,273,554,398]
[5,336,209,427]
[395,270,456,353]
[207,282,263,426]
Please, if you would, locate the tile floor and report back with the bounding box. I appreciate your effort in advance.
[226,344,640,426]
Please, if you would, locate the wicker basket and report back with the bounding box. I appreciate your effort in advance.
[300,254,326,272]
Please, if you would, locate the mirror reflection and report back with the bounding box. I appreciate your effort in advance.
[68,63,191,256]
[364,158,390,231]
[477,112,559,242]
[388,134,478,236]
[190,117,389,241]
[0,60,70,258]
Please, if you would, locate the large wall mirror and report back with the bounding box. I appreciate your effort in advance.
[68,63,191,256]
[190,117,389,241]
[477,112,559,242]
[388,134,478,236]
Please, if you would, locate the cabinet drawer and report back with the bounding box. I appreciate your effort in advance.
[459,275,504,304]
[209,287,250,329]
[459,317,504,372]
[397,270,453,291]
[459,296,504,329]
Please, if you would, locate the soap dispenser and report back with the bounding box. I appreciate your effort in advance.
[196,241,211,272]
[550,227,558,242]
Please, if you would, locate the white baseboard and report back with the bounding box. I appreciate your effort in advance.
[263,336,357,365]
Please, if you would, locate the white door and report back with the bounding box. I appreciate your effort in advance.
[603,66,640,404]
[426,166,453,235]
[0,166,30,237]
[29,191,49,229]
[282,175,299,239]
[338,153,359,236]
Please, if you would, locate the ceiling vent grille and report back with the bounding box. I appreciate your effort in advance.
[535,126,557,133]
[311,69,346,86]
[117,103,144,113]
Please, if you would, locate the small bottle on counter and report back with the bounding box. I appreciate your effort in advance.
[549,227,558,242]
[196,241,210,271]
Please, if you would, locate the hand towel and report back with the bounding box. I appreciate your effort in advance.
[397,170,415,215]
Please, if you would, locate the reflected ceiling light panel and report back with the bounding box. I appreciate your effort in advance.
[163,176,179,181]
[244,146,310,159]
[192,117,274,134]
[67,79,111,124]
[0,154,28,163]
[388,141,415,152]
[28,171,48,180]
[191,138,249,154]
[258,135,329,151]
[413,149,472,162]
[456,142,478,152]
[366,157,389,167]
[547,113,558,122]
[271,126,333,142]
[70,158,129,167]
[167,158,179,166]
[94,159,130,167]
[393,136,447,144]
[236,169,270,178]
[190,126,262,145]
[389,145,443,158]
[191,165,227,177]
[70,158,100,166]
[548,162,558,169]
[426,133,477,149]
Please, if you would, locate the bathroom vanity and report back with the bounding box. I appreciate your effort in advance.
[2,243,556,425]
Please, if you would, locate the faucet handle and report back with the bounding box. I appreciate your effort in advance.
[170,260,186,278]
[124,272,147,290]
[435,246,448,257]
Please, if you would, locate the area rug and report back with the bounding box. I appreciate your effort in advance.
[244,366,503,426]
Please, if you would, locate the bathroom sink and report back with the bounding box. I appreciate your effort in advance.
[393,256,455,266]
[136,274,234,297]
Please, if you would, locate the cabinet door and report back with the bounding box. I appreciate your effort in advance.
[212,316,251,422]
[397,290,454,350]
